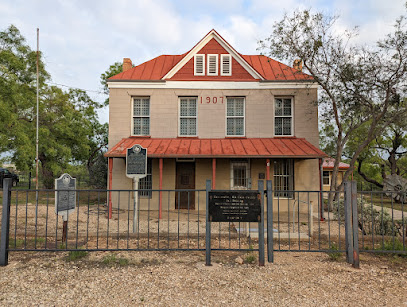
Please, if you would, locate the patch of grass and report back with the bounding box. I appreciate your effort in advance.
[327,243,342,261]
[9,238,26,248]
[102,254,130,266]
[65,250,88,261]
[244,253,256,264]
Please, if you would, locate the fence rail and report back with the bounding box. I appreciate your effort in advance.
[0,178,405,267]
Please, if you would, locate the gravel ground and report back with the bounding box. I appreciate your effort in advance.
[0,250,406,306]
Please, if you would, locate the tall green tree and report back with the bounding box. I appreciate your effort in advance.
[259,10,407,203]
[0,25,106,188]
[100,61,122,106]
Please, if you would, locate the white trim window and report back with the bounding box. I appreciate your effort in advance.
[139,159,153,198]
[323,171,331,186]
[230,159,250,189]
[132,97,150,136]
[221,54,232,76]
[207,54,218,76]
[194,54,205,76]
[226,97,245,136]
[274,159,294,198]
[179,97,197,136]
[275,97,293,136]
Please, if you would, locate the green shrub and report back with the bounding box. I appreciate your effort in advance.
[66,250,88,261]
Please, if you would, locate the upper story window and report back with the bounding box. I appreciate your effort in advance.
[194,54,205,76]
[207,54,218,76]
[226,97,245,136]
[275,97,293,136]
[179,97,197,136]
[132,97,150,136]
[221,54,232,76]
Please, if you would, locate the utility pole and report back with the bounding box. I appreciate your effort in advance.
[36,28,39,191]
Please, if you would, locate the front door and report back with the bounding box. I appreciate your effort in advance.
[175,162,195,209]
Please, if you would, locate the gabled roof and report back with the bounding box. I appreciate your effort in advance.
[105,137,326,159]
[323,158,350,170]
[109,30,313,82]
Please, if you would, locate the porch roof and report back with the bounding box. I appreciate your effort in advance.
[105,137,327,159]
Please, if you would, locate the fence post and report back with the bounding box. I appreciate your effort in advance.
[258,180,265,266]
[344,181,354,264]
[351,181,360,268]
[205,179,212,266]
[0,178,12,266]
[266,180,274,263]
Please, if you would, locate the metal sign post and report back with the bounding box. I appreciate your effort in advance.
[55,173,76,242]
[126,145,147,233]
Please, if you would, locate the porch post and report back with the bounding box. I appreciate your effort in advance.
[212,158,216,189]
[108,157,113,219]
[266,159,270,181]
[159,158,163,219]
[319,158,324,221]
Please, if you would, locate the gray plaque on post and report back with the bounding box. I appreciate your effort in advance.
[126,144,147,179]
[55,173,76,221]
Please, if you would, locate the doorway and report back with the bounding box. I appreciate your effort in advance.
[175,162,195,209]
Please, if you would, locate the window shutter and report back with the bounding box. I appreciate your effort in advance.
[221,54,232,76]
[207,54,218,75]
[194,54,205,76]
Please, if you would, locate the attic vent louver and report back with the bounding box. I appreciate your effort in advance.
[207,54,218,76]
[221,54,232,76]
[194,54,205,76]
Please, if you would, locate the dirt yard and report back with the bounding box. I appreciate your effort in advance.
[0,250,406,306]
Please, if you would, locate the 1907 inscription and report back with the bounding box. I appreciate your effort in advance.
[209,191,261,222]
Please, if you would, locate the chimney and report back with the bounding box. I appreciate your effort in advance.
[123,58,132,72]
[293,59,303,72]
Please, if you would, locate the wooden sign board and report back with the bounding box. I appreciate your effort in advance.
[55,173,76,221]
[208,191,261,222]
[126,144,147,179]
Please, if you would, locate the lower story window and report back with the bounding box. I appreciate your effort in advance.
[274,159,294,198]
[323,171,330,185]
[139,159,152,198]
[230,159,250,189]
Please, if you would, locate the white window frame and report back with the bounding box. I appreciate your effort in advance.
[131,97,150,136]
[323,171,331,186]
[178,97,198,137]
[207,54,218,76]
[194,54,205,76]
[221,54,232,76]
[274,97,294,137]
[230,159,250,190]
[226,97,245,137]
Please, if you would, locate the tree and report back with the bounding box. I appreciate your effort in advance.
[0,25,106,188]
[100,61,122,105]
[259,10,407,203]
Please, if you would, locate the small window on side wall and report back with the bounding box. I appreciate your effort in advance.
[323,171,330,185]
[194,54,205,76]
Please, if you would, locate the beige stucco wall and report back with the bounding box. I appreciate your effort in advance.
[323,170,345,191]
[108,88,319,149]
[108,86,320,214]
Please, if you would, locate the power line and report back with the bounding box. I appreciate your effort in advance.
[48,81,106,95]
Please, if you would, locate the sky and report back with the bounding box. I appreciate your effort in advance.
[0,0,405,123]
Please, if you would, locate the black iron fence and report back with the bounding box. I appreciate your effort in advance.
[0,178,405,267]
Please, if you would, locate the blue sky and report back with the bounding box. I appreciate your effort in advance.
[0,0,405,123]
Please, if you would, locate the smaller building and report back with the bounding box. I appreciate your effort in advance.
[322,158,350,191]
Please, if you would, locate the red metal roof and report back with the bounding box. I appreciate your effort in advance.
[105,138,327,159]
[109,54,312,82]
[323,158,350,170]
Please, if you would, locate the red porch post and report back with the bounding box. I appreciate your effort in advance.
[266,159,270,181]
[108,157,113,219]
[212,158,216,189]
[159,158,163,219]
[319,158,324,221]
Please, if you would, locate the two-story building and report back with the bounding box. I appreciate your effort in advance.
[105,29,326,212]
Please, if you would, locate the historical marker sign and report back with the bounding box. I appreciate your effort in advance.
[208,191,261,222]
[126,144,147,178]
[55,173,76,220]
